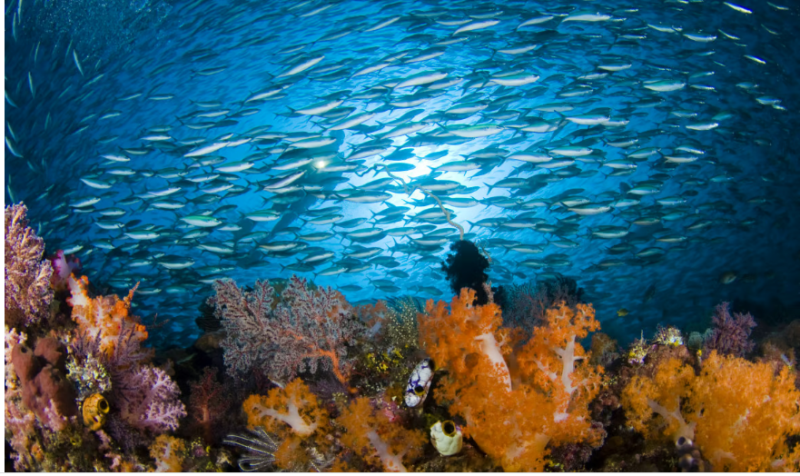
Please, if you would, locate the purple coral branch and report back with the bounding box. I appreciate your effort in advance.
[116,365,186,434]
[704,302,757,357]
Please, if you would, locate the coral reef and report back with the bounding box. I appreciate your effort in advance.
[187,367,232,445]
[67,274,148,360]
[498,275,584,331]
[241,378,333,471]
[48,249,81,292]
[4,204,800,473]
[5,203,53,328]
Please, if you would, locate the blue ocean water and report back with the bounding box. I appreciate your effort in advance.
[5,0,800,349]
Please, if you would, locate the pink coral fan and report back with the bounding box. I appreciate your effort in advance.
[703,302,757,357]
[211,275,364,385]
[48,249,81,291]
[209,279,276,376]
[271,275,363,385]
[5,203,54,327]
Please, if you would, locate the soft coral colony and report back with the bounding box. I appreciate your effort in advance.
[5,201,800,472]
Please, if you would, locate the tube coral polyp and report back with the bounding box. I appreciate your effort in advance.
[622,351,800,471]
[418,289,604,471]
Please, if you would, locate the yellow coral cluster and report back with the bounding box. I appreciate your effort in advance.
[622,351,800,471]
[418,289,604,471]
[67,275,148,359]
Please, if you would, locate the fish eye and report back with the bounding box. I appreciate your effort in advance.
[414,385,425,395]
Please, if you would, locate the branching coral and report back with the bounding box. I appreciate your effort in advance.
[500,276,584,331]
[211,279,276,375]
[517,302,603,435]
[418,289,604,471]
[622,352,800,471]
[337,396,426,471]
[211,275,364,385]
[188,367,232,445]
[272,275,363,385]
[5,203,54,327]
[703,301,757,357]
[621,357,697,445]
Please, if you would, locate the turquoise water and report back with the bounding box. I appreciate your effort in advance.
[5,0,799,349]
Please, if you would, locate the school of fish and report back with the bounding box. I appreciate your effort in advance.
[5,0,800,346]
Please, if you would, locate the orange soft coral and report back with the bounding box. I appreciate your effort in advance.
[518,303,603,434]
[148,434,186,472]
[419,287,513,392]
[691,352,800,471]
[621,357,696,444]
[622,351,800,471]
[243,378,329,470]
[418,291,604,471]
[337,396,426,472]
[244,378,328,437]
[67,275,147,359]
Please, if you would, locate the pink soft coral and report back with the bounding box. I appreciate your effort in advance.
[117,365,186,434]
[5,203,53,327]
